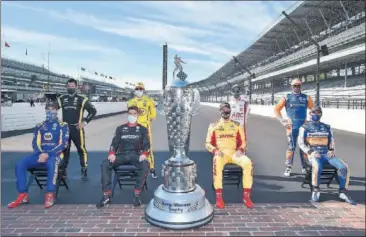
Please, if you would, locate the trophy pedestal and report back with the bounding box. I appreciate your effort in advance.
[145,184,214,230]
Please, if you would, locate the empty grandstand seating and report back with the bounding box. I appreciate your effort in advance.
[1,57,129,101]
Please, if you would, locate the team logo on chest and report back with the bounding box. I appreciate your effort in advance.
[44,133,53,140]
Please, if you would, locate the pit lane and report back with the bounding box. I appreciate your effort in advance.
[1,105,365,205]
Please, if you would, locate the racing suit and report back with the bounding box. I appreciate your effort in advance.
[229,96,250,142]
[57,94,97,169]
[205,119,253,190]
[127,95,156,170]
[14,120,69,194]
[101,122,150,193]
[298,121,350,190]
[274,93,314,168]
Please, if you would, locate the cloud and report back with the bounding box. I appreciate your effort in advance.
[1,26,123,55]
[2,2,239,58]
[2,1,297,85]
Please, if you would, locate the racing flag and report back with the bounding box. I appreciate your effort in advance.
[4,42,10,47]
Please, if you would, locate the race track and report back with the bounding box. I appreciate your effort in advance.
[1,105,365,205]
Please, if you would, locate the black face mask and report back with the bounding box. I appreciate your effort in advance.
[67,88,76,95]
[221,111,231,119]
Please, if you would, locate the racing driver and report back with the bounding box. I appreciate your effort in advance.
[97,106,150,208]
[57,78,97,180]
[206,102,254,209]
[127,82,157,178]
[229,84,250,142]
[8,100,69,208]
[298,106,356,205]
[274,78,314,176]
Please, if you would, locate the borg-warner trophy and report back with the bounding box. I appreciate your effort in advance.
[145,65,214,230]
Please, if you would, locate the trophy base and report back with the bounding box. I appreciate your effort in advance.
[145,184,214,230]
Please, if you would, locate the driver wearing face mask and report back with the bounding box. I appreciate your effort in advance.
[298,106,356,205]
[274,78,314,177]
[229,84,250,143]
[8,100,70,209]
[206,102,254,209]
[127,82,157,178]
[97,106,150,208]
[57,79,97,181]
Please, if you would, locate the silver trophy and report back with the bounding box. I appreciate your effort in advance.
[145,73,214,230]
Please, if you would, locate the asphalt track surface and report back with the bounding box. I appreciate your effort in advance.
[1,105,365,206]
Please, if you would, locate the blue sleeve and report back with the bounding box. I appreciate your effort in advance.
[48,123,70,157]
[32,125,43,154]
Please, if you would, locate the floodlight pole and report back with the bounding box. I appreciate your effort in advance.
[220,76,231,101]
[282,11,320,106]
[232,56,255,103]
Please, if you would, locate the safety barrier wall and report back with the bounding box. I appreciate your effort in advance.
[1,102,127,134]
[201,102,365,134]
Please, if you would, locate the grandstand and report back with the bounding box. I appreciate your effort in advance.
[190,0,365,109]
[1,57,131,102]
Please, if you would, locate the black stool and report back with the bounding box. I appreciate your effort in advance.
[212,164,243,189]
[27,166,69,197]
[302,160,338,191]
[111,165,148,197]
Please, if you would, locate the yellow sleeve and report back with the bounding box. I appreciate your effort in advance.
[237,124,247,151]
[205,123,217,153]
[274,97,286,119]
[148,98,156,120]
[57,96,62,108]
[307,96,314,110]
[127,98,133,108]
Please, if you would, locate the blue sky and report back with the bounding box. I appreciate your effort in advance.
[1,1,296,90]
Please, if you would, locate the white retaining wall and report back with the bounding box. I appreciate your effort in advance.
[201,102,365,134]
[1,102,127,132]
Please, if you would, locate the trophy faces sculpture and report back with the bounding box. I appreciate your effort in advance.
[144,57,213,230]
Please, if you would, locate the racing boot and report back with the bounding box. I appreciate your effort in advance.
[8,193,29,208]
[81,167,88,181]
[133,189,142,207]
[243,189,254,208]
[96,190,112,208]
[150,169,158,179]
[339,190,357,205]
[44,192,55,208]
[311,187,320,202]
[215,189,225,209]
[284,166,291,177]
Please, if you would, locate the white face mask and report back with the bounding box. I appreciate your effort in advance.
[128,115,137,124]
[135,90,143,97]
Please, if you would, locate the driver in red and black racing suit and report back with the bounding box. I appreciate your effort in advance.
[97,105,150,208]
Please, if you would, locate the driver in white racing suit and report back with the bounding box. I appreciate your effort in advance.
[229,84,250,143]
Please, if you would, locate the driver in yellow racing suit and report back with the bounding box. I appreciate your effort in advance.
[127,82,157,178]
[206,102,254,209]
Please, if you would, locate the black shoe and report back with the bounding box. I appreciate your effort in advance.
[81,167,88,181]
[150,169,158,179]
[96,192,111,208]
[133,195,142,207]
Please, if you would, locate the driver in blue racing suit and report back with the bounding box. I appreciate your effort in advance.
[298,106,356,205]
[7,100,69,209]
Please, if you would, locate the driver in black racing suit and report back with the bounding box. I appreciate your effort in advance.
[97,105,150,208]
[57,78,97,180]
